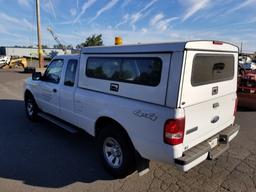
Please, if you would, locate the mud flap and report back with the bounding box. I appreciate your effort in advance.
[135,151,150,176]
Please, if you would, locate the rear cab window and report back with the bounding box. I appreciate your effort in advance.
[64,59,78,87]
[191,54,234,86]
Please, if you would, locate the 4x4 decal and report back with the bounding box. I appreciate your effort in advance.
[133,110,158,122]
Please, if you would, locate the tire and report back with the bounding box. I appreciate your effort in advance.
[25,95,38,121]
[97,125,135,178]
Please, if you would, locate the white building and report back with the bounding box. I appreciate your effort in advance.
[0,46,72,59]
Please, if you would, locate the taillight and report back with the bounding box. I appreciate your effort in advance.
[164,118,185,145]
[234,97,238,116]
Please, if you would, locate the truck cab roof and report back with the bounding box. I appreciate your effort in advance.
[53,54,80,60]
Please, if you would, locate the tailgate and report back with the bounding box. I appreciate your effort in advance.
[180,49,238,149]
[183,93,236,148]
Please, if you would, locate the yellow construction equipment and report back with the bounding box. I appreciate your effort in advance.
[0,58,28,69]
[47,27,67,54]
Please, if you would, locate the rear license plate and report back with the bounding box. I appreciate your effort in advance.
[208,137,218,149]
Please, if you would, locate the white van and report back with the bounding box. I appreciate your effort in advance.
[24,40,240,177]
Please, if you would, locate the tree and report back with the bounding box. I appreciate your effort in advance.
[66,44,73,49]
[77,34,103,49]
[42,44,48,49]
[49,50,58,58]
[53,44,63,49]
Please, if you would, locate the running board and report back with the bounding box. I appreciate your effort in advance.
[38,112,78,133]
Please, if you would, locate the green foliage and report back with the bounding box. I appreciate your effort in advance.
[66,44,73,49]
[42,45,48,49]
[53,44,63,49]
[77,34,103,49]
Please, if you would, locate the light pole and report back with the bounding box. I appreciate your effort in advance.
[36,0,44,68]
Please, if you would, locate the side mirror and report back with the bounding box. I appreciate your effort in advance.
[32,72,42,81]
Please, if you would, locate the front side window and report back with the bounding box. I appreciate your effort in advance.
[43,59,64,83]
[191,54,234,86]
[86,57,162,86]
[64,59,78,87]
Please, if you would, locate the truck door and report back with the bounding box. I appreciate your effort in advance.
[59,59,78,124]
[37,59,64,117]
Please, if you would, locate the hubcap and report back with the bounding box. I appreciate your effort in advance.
[103,137,123,168]
[27,100,34,116]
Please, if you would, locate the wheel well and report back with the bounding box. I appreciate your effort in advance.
[24,90,39,109]
[24,90,33,99]
[95,117,134,148]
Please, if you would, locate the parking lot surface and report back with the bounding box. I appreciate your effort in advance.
[0,70,255,192]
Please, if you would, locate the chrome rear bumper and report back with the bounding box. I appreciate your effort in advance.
[175,124,240,170]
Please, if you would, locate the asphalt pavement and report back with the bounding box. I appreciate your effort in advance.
[0,69,255,192]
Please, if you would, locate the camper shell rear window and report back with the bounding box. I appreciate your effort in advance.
[191,54,234,86]
[86,57,162,87]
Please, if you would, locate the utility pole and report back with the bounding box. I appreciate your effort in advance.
[240,42,243,53]
[36,0,44,68]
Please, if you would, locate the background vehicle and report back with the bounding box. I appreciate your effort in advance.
[0,56,28,69]
[242,63,256,70]
[238,68,256,109]
[0,55,10,66]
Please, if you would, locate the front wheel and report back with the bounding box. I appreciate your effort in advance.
[25,96,38,121]
[97,126,135,178]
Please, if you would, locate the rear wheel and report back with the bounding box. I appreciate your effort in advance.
[25,95,38,121]
[97,125,135,178]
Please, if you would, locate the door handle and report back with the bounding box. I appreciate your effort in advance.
[110,83,119,92]
[53,89,57,93]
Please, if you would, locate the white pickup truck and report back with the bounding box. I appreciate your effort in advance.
[24,41,240,177]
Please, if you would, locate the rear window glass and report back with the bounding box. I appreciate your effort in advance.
[86,57,162,86]
[191,54,234,86]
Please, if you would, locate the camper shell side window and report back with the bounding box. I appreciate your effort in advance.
[86,57,162,87]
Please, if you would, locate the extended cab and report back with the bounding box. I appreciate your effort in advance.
[24,41,240,177]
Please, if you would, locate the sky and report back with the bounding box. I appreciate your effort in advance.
[0,0,256,52]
